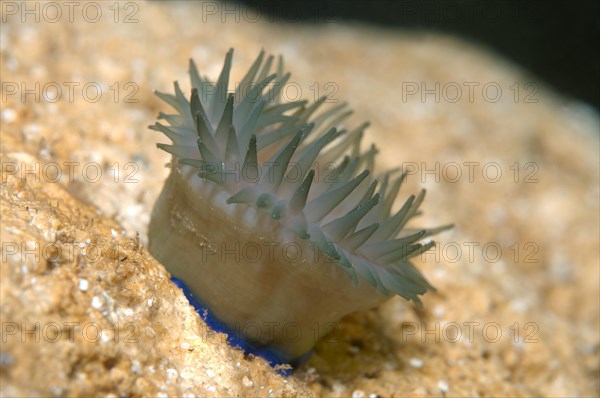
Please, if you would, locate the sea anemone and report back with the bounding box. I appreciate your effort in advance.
[148,49,451,367]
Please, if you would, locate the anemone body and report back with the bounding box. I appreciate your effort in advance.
[148,49,450,363]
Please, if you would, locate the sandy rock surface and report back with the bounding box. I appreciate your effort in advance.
[1,1,598,397]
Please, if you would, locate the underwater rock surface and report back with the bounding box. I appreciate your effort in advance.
[1,2,598,396]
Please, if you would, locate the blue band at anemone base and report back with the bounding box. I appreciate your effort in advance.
[171,277,313,376]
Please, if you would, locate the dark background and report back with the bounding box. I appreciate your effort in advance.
[239,0,600,111]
